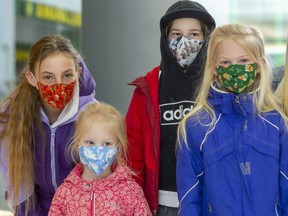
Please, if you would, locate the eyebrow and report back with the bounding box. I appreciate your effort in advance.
[40,68,74,75]
[238,55,251,58]
[170,28,202,32]
[102,138,117,142]
[219,55,251,59]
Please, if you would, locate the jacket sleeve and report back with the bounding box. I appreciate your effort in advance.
[176,122,204,216]
[278,117,288,215]
[125,87,145,187]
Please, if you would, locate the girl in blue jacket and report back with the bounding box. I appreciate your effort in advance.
[176,24,288,216]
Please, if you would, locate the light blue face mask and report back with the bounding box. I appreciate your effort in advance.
[79,145,117,176]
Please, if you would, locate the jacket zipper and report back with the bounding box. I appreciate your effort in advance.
[234,95,253,204]
[91,191,95,216]
[50,127,57,190]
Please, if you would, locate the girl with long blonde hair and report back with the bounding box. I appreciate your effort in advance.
[176,24,288,215]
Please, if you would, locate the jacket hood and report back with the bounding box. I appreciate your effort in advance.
[160,0,216,33]
[79,59,96,97]
[159,1,216,101]
[159,1,216,77]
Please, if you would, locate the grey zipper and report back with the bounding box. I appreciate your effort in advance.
[50,127,57,190]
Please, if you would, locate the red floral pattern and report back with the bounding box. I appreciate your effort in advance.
[38,81,76,110]
[48,164,152,216]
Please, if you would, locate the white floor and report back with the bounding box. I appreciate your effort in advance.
[0,210,13,216]
[0,174,11,211]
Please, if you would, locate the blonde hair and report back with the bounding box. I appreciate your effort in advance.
[274,40,288,115]
[70,102,128,168]
[0,35,80,212]
[178,24,287,148]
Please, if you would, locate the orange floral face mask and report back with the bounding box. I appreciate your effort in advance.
[38,81,76,110]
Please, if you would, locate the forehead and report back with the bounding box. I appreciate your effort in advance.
[80,121,115,140]
[35,52,76,75]
[171,17,202,30]
[216,38,250,59]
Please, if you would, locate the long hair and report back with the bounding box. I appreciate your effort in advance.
[0,35,80,211]
[178,24,287,149]
[70,102,129,168]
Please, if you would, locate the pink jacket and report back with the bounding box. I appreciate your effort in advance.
[48,163,152,216]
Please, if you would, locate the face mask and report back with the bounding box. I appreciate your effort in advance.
[216,63,257,94]
[38,81,76,110]
[168,36,203,69]
[78,145,117,176]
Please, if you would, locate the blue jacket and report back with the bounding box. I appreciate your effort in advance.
[176,86,288,216]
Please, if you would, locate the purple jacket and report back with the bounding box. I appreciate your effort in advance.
[2,60,96,216]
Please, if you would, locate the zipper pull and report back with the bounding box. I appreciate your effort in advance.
[235,96,240,104]
[240,162,251,175]
[208,203,213,214]
[242,119,248,131]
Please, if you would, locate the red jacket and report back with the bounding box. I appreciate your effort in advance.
[48,163,151,216]
[126,66,160,214]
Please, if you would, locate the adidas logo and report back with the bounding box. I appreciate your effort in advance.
[160,101,195,125]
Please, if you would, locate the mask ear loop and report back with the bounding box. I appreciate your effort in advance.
[30,72,39,90]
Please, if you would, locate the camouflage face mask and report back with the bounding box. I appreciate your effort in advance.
[216,63,257,94]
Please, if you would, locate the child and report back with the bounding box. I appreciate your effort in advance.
[125,1,215,214]
[48,102,152,216]
[176,24,288,215]
[0,35,96,215]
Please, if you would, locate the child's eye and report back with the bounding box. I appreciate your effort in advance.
[169,31,182,39]
[239,59,250,64]
[102,142,112,147]
[43,75,53,80]
[188,33,199,38]
[64,73,74,79]
[220,61,231,66]
[85,140,95,145]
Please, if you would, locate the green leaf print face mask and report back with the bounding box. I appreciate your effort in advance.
[216,63,257,94]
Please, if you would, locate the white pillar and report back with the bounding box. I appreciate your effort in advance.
[0,0,15,101]
[0,0,15,211]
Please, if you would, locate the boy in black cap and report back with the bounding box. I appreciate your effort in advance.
[126,1,216,215]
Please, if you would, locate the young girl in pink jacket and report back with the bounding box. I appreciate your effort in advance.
[48,102,152,216]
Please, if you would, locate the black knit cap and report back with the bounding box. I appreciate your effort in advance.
[160,0,216,31]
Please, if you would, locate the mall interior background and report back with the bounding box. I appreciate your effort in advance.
[0,0,287,211]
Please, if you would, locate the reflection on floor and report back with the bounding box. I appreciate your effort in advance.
[0,210,13,216]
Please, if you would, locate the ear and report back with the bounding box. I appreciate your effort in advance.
[77,66,82,79]
[257,58,266,74]
[260,58,266,65]
[212,67,217,76]
[25,71,38,88]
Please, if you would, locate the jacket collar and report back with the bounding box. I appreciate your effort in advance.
[209,83,255,118]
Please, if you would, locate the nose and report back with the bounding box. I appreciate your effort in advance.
[55,79,62,84]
